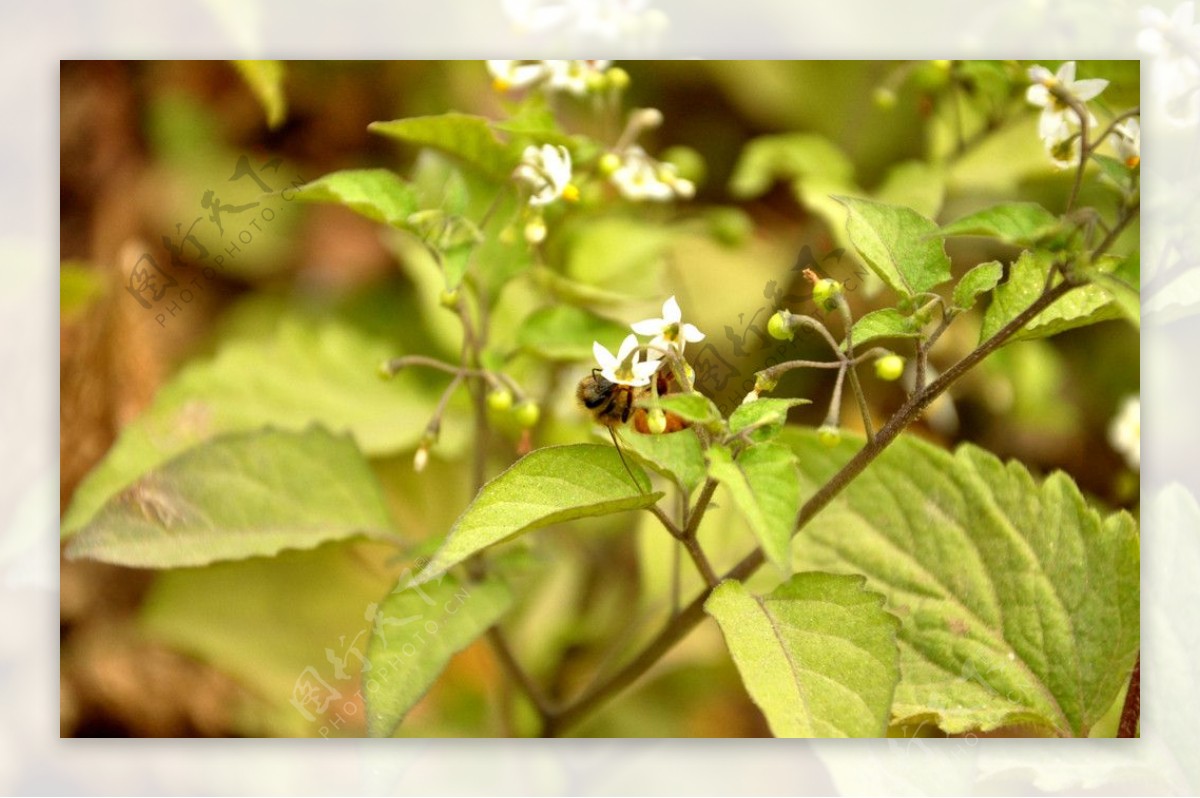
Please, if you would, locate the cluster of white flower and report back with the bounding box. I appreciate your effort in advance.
[592,296,705,388]
[1025,61,1109,169]
[487,59,612,96]
[604,145,695,202]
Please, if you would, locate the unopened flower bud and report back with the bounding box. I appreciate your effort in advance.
[646,407,667,434]
[767,311,794,341]
[598,152,622,176]
[413,445,430,472]
[524,218,547,244]
[438,288,460,309]
[741,390,759,405]
[812,278,843,311]
[754,373,779,393]
[817,425,841,448]
[606,66,630,91]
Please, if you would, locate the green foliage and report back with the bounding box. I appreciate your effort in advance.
[413,445,663,586]
[953,260,1005,310]
[65,427,392,568]
[366,573,513,737]
[783,429,1140,736]
[848,308,922,348]
[728,133,856,199]
[706,442,800,572]
[728,398,810,442]
[232,60,288,129]
[835,196,952,297]
[517,305,630,361]
[704,574,900,737]
[940,202,1060,246]
[370,113,514,180]
[655,393,724,426]
[289,169,418,227]
[980,250,1125,343]
[621,428,707,495]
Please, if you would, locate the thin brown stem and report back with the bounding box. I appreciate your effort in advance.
[1117,652,1140,738]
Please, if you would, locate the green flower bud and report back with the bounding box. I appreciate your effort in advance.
[767,311,794,341]
[438,288,460,309]
[661,146,705,186]
[874,354,905,382]
[487,388,514,413]
[754,372,779,393]
[646,407,667,435]
[817,425,841,448]
[598,152,622,177]
[378,360,395,380]
[812,278,843,311]
[514,401,540,428]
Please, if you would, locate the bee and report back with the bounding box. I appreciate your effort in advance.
[575,368,689,434]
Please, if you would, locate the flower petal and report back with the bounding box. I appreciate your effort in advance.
[1027,65,1053,83]
[1071,78,1109,101]
[632,359,662,381]
[631,318,664,335]
[661,296,682,324]
[616,333,639,364]
[1056,60,1077,83]
[680,323,706,343]
[593,340,616,370]
[1025,84,1050,107]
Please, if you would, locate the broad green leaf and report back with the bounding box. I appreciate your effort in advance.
[289,169,419,228]
[834,196,952,297]
[232,60,287,129]
[847,308,921,349]
[140,539,400,737]
[413,445,663,585]
[562,217,673,300]
[370,113,513,181]
[729,133,855,200]
[65,427,392,568]
[783,428,1140,736]
[655,393,723,426]
[366,572,513,737]
[1089,252,1140,328]
[516,305,630,361]
[980,250,1124,344]
[953,260,1004,310]
[940,202,1060,246]
[705,574,900,737]
[707,443,800,572]
[621,428,707,495]
[62,314,450,534]
[729,398,810,441]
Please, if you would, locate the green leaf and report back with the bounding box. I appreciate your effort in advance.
[621,428,707,495]
[728,398,810,441]
[64,427,393,568]
[62,314,449,535]
[366,572,513,737]
[413,445,663,585]
[729,133,855,200]
[783,428,1140,736]
[562,217,673,300]
[706,443,800,572]
[1089,252,1140,328]
[873,160,946,220]
[940,202,1060,246]
[704,574,900,737]
[834,196,952,297]
[655,393,724,426]
[370,113,513,181]
[289,169,419,228]
[232,60,287,129]
[980,250,1124,344]
[516,305,630,361]
[1092,153,1134,189]
[953,260,1004,310]
[847,308,921,349]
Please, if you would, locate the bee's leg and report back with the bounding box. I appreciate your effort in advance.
[608,426,645,494]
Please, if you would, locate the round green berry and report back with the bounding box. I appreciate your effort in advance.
[817,425,841,448]
[874,354,905,382]
[487,388,514,413]
[514,401,540,429]
[767,311,794,341]
[812,278,843,311]
[606,67,630,91]
[438,288,460,309]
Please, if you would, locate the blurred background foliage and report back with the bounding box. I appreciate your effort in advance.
[60,60,1138,737]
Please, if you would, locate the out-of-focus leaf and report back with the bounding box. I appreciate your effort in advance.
[874,160,946,220]
[728,398,810,442]
[62,315,446,534]
[65,427,392,568]
[705,574,900,737]
[516,305,630,361]
[562,217,673,300]
[366,572,512,737]
[835,196,952,297]
[953,260,1004,310]
[940,202,1060,246]
[729,133,855,200]
[413,445,662,585]
[232,60,287,129]
[1090,252,1140,328]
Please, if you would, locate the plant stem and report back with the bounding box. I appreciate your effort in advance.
[1117,652,1140,738]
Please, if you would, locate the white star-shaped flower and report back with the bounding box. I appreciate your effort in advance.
[608,146,695,202]
[631,295,705,355]
[593,333,661,386]
[513,144,573,206]
[1112,117,1141,168]
[1026,61,1108,145]
[487,60,553,92]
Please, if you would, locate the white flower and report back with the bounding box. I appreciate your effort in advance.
[545,59,611,96]
[1026,61,1108,147]
[1112,117,1141,168]
[631,295,705,355]
[487,60,552,91]
[608,146,695,202]
[1108,395,1140,470]
[513,144,573,206]
[593,333,661,387]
